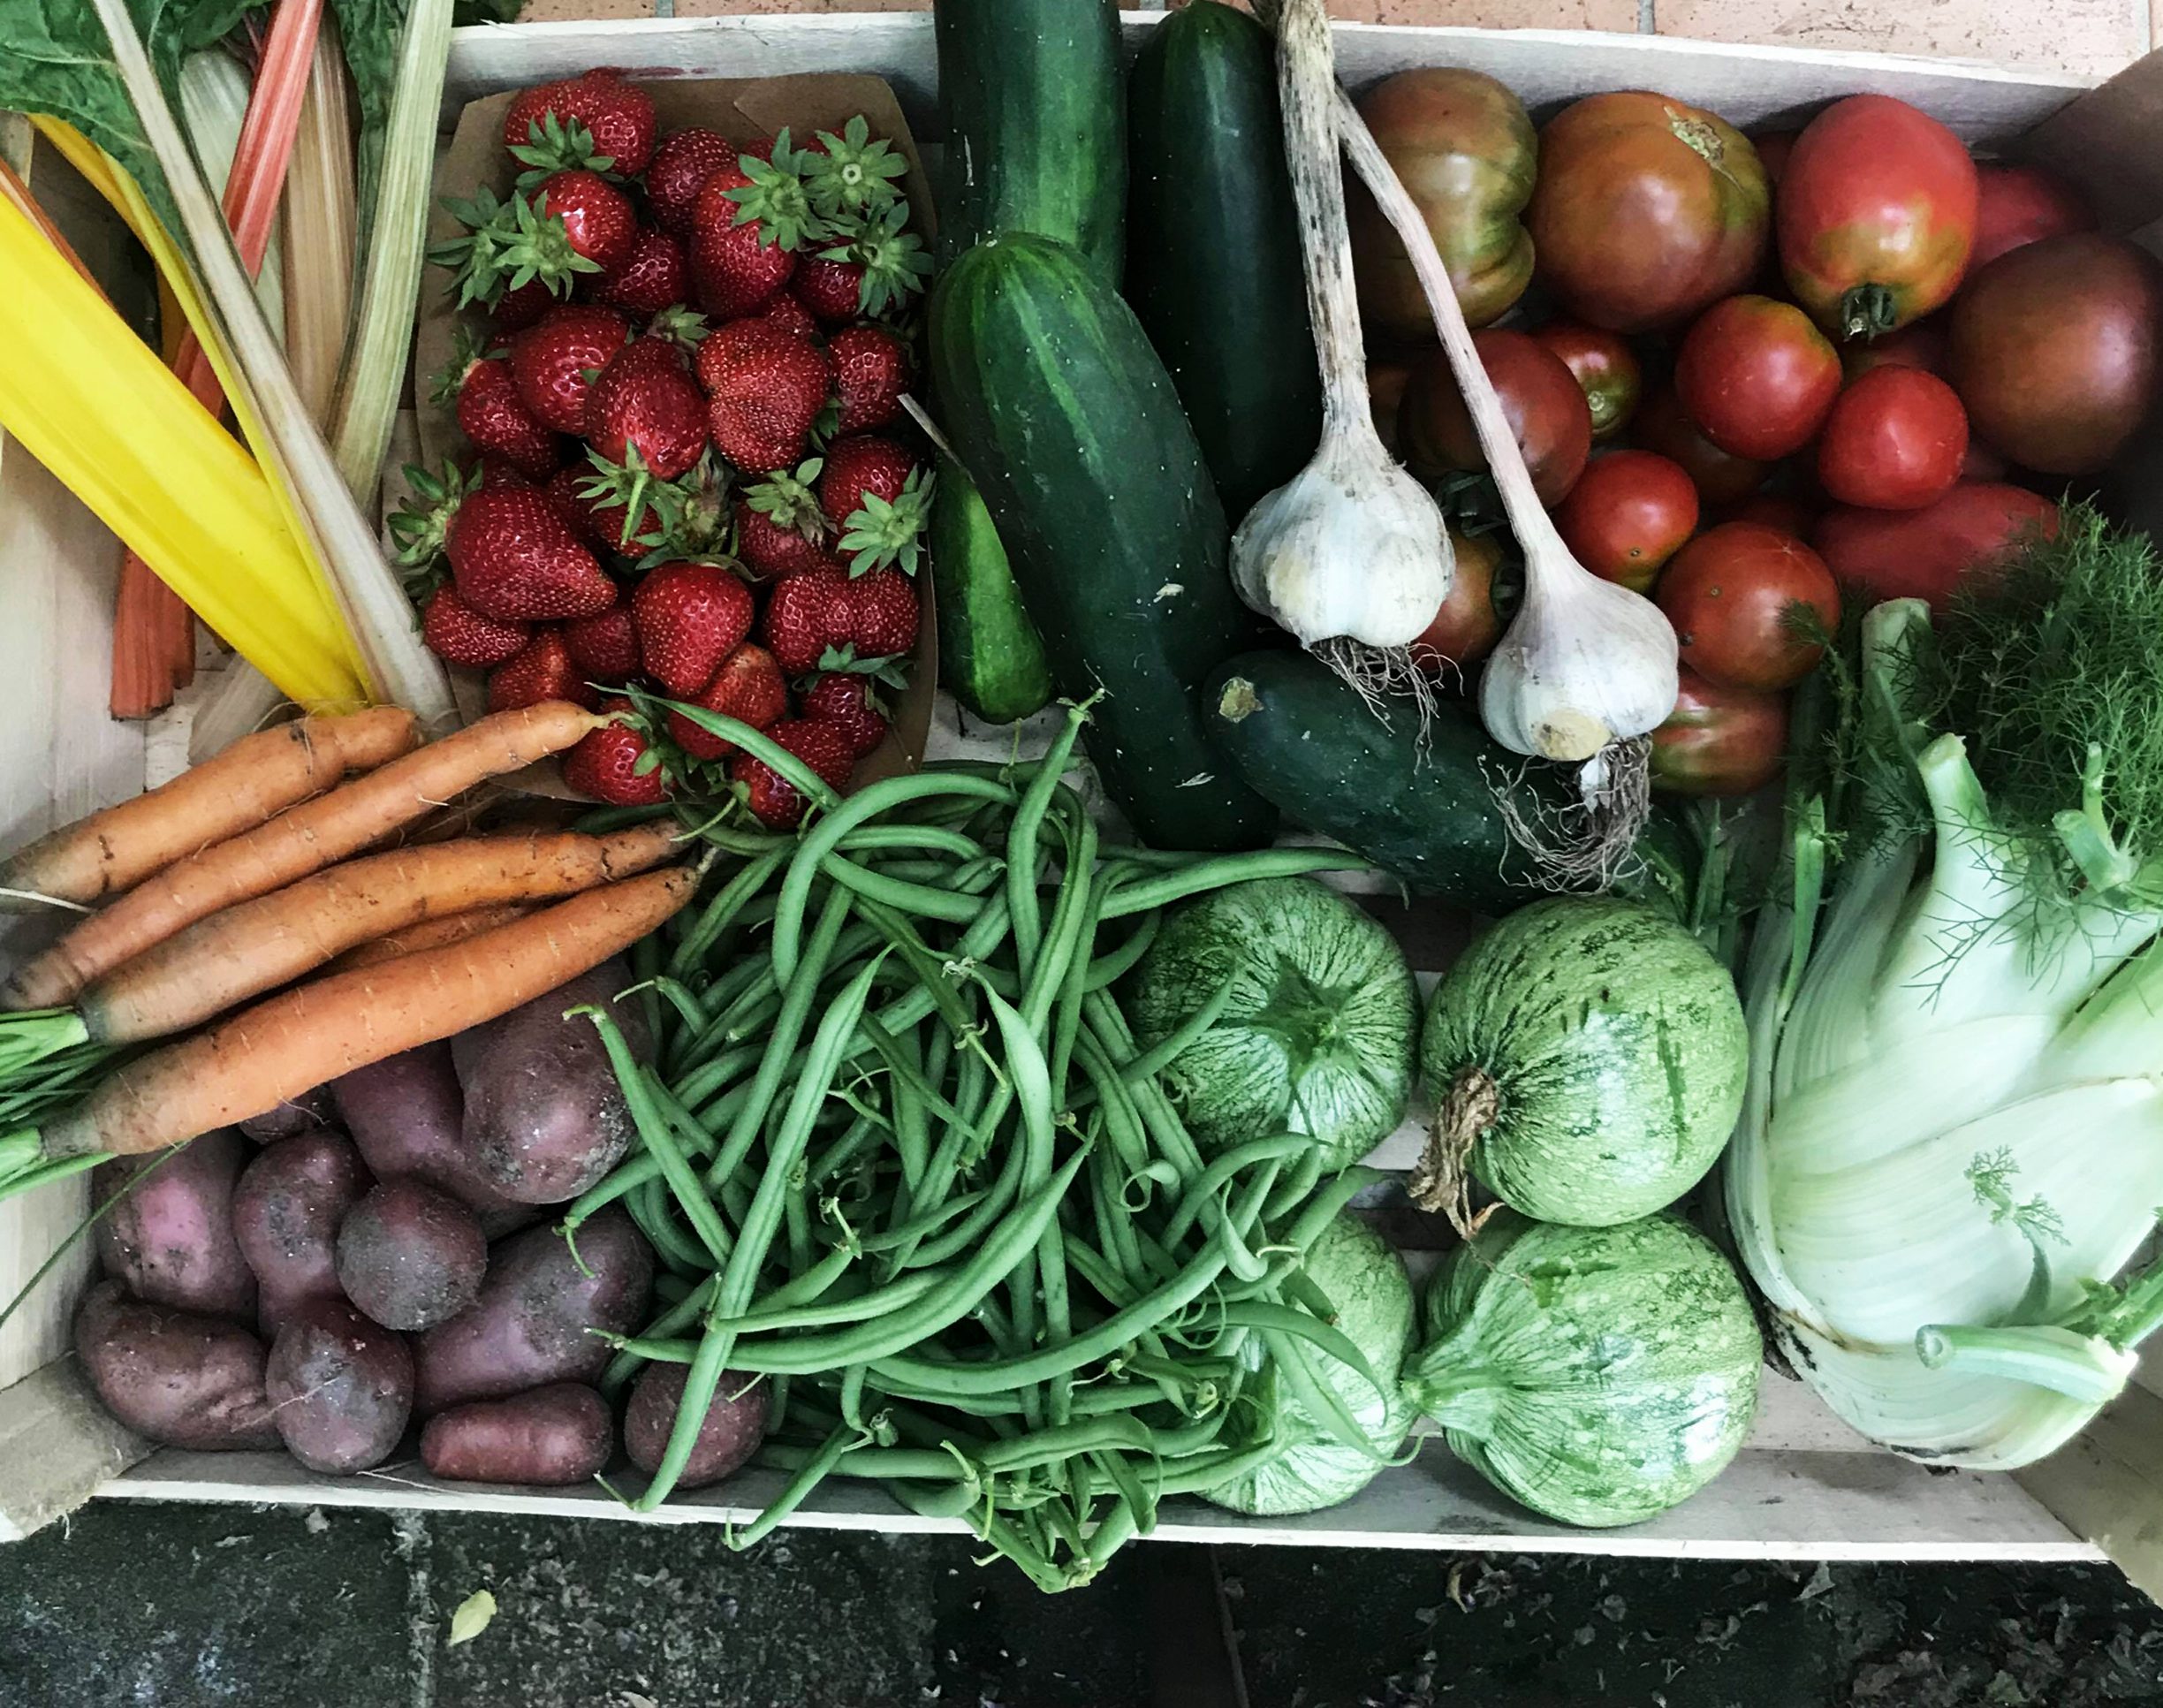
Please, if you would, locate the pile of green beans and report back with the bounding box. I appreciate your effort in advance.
[576,702,1385,1590]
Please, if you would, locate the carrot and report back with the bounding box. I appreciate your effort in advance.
[72,823,679,1044]
[0,705,418,913]
[3,701,604,1009]
[22,865,695,1162]
[329,902,533,973]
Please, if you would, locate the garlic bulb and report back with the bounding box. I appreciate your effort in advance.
[1230,0,1453,657]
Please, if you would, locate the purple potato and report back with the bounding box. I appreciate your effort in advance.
[263,1300,414,1474]
[73,1280,278,1449]
[237,1088,333,1143]
[336,1180,488,1332]
[93,1127,256,1320]
[231,1129,374,1333]
[624,1362,770,1492]
[331,1043,535,1237]
[420,1384,614,1485]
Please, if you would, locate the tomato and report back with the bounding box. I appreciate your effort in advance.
[1529,320,1642,442]
[1656,522,1840,692]
[1348,70,1537,341]
[1751,130,1797,186]
[1526,93,1771,333]
[1554,451,1699,594]
[1632,387,1769,508]
[1400,329,1593,506]
[1411,529,1505,673]
[1970,165,2095,272]
[1811,482,2061,611]
[1840,316,1946,380]
[1816,367,1968,511]
[1716,493,1817,536]
[1778,95,1978,340]
[1947,233,2163,475]
[1651,669,1789,797]
[1370,360,1412,459]
[1674,294,1843,460]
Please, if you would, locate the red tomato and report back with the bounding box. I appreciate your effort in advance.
[1840,317,1947,380]
[1529,320,1643,442]
[1778,95,1979,340]
[1673,295,1842,461]
[1971,165,2095,272]
[1817,368,1968,511]
[1633,387,1770,508]
[1411,530,1505,673]
[1652,669,1789,797]
[1554,451,1699,594]
[1716,493,1818,536]
[1812,482,2061,611]
[1657,522,1840,691]
[1400,329,1593,506]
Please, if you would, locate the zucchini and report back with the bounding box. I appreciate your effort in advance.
[930,232,1276,852]
[1127,0,1323,521]
[929,451,1052,725]
[933,0,1125,284]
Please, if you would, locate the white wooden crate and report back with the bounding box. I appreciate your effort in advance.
[5,11,2163,1592]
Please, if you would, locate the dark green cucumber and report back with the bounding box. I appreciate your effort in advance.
[1127,0,1323,521]
[929,450,1052,725]
[933,0,1125,284]
[1203,650,1575,913]
[930,232,1275,852]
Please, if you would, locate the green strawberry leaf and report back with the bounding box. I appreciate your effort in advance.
[508,112,616,184]
[804,114,908,223]
[837,468,934,575]
[724,130,835,254]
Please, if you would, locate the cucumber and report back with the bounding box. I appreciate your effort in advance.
[930,232,1276,852]
[1203,649,1573,913]
[933,0,1125,284]
[929,451,1052,725]
[1127,0,1324,520]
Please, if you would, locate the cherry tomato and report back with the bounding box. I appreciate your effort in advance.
[1633,388,1769,508]
[1716,493,1817,536]
[1657,521,1840,692]
[1971,164,2095,272]
[1840,317,1947,380]
[1651,669,1789,797]
[1674,295,1842,460]
[1778,95,1978,340]
[1400,328,1593,506]
[1411,529,1505,673]
[1530,321,1643,442]
[1816,367,1968,512]
[1554,451,1699,594]
[1812,482,2060,611]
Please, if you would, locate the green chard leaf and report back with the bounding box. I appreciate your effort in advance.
[328,0,406,253]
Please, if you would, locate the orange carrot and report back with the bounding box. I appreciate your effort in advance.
[329,902,534,973]
[33,866,695,1159]
[0,705,418,913]
[4,701,604,1008]
[73,824,679,1044]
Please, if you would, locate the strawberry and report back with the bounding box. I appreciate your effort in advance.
[758,292,822,343]
[492,277,555,332]
[446,485,619,621]
[717,133,833,253]
[476,452,533,490]
[828,325,910,435]
[586,226,691,317]
[757,560,918,673]
[512,304,630,434]
[698,319,832,474]
[821,435,931,572]
[646,127,738,238]
[736,460,830,581]
[802,117,909,225]
[690,162,798,319]
[564,700,670,806]
[421,585,531,669]
[732,717,852,829]
[433,331,561,481]
[585,338,709,483]
[801,672,889,758]
[632,560,755,696]
[503,72,656,177]
[487,629,596,711]
[565,604,641,679]
[792,255,865,323]
[668,642,789,760]
[530,170,636,273]
[846,567,922,659]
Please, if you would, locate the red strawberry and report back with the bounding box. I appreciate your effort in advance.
[758,560,849,675]
[588,226,691,317]
[512,304,631,434]
[476,452,532,490]
[698,320,831,474]
[446,485,619,621]
[548,464,673,557]
[632,560,755,696]
[565,604,641,679]
[492,277,555,332]
[819,435,917,528]
[822,436,931,573]
[801,672,888,758]
[421,585,531,669]
[736,460,830,581]
[668,642,789,760]
[793,255,865,323]
[828,325,911,435]
[532,169,636,273]
[847,566,922,658]
[758,292,822,343]
[503,72,656,177]
[585,338,708,482]
[690,164,795,318]
[486,629,596,712]
[647,128,738,238]
[563,701,670,806]
[437,339,560,480]
[731,718,852,829]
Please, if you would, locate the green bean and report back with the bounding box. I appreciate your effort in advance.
[1069,975,1237,1111]
[578,1007,733,1266]
[892,1135,1027,1272]
[852,1012,982,1159]
[821,853,998,923]
[1264,1143,1327,1226]
[1082,910,1160,991]
[628,931,666,1051]
[1159,1136,1314,1249]
[1263,1328,1393,1463]
[667,846,789,983]
[839,824,984,862]
[645,693,843,816]
[601,1275,717,1394]
[1006,700,1091,981]
[1067,1034,1155,1181]
[672,1044,761,1120]
[851,896,973,1034]
[713,1268,944,1335]
[755,1440,972,1483]
[1098,848,1373,920]
[727,1424,860,1549]
[808,1111,885,1188]
[853,1186,987,1254]
[630,1175,706,1277]
[761,1242,855,1312]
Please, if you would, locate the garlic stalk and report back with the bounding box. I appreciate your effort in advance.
[1230,0,1453,679]
[1331,87,1676,766]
